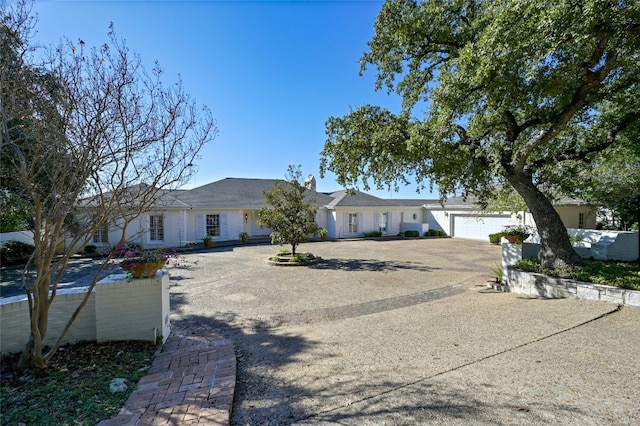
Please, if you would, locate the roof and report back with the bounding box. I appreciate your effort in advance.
[422,195,480,209]
[420,194,591,210]
[386,199,439,207]
[173,178,334,209]
[80,185,191,209]
[553,196,591,206]
[326,190,399,208]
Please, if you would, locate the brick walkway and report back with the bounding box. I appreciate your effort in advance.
[99,335,236,426]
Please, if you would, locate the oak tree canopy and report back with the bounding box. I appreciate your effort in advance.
[321,0,639,268]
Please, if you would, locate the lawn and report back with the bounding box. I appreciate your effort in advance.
[515,258,640,291]
[0,341,157,426]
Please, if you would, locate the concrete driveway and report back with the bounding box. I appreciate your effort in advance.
[168,238,640,425]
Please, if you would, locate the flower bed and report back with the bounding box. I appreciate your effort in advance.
[268,252,321,266]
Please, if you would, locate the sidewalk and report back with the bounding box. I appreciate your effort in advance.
[99,335,236,426]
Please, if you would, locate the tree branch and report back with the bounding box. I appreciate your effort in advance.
[518,46,619,168]
[532,113,637,168]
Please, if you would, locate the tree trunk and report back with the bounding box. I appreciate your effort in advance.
[507,173,582,269]
[19,275,52,369]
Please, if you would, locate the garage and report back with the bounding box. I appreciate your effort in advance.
[452,214,512,241]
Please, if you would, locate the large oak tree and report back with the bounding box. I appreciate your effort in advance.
[550,126,639,230]
[321,0,639,269]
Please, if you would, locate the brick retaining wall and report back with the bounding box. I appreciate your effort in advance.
[0,274,170,355]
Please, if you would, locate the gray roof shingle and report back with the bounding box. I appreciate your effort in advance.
[173,178,334,209]
[326,190,398,208]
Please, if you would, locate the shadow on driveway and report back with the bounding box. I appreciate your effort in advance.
[310,258,440,272]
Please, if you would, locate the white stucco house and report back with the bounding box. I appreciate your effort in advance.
[77,177,596,251]
[398,195,597,240]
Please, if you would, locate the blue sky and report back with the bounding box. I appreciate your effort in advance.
[32,0,434,199]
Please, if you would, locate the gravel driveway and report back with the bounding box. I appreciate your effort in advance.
[6,238,635,424]
[165,238,640,425]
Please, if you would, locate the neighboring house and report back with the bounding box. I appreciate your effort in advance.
[75,177,596,250]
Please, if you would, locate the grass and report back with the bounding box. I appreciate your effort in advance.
[491,263,503,283]
[515,258,640,291]
[1,340,157,426]
[289,253,315,263]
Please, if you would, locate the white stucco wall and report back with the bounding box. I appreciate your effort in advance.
[332,208,403,238]
[1,274,169,356]
[66,210,189,252]
[327,210,337,239]
[554,205,597,229]
[426,210,451,234]
[398,208,424,224]
[315,209,329,235]
[111,211,187,249]
[0,231,34,246]
[184,209,244,242]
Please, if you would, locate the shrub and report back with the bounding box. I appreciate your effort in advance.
[0,240,35,266]
[84,245,97,254]
[105,243,143,259]
[491,263,503,283]
[404,230,420,238]
[515,258,640,291]
[290,253,310,263]
[489,232,507,244]
[364,231,383,238]
[437,230,446,237]
[502,224,533,238]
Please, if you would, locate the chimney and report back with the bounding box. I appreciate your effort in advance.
[304,175,316,192]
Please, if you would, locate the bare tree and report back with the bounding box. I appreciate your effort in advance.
[1,1,217,368]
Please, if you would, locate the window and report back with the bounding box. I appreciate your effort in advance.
[206,214,220,237]
[92,227,107,244]
[578,213,585,229]
[348,213,358,233]
[149,215,164,241]
[379,212,388,232]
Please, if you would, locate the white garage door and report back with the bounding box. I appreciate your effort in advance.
[452,215,512,241]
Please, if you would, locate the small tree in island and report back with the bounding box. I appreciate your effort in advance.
[256,166,320,257]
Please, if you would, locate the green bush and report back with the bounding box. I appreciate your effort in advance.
[364,231,383,238]
[426,229,439,236]
[437,230,446,237]
[515,258,640,291]
[0,240,35,266]
[404,230,420,238]
[489,232,507,244]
